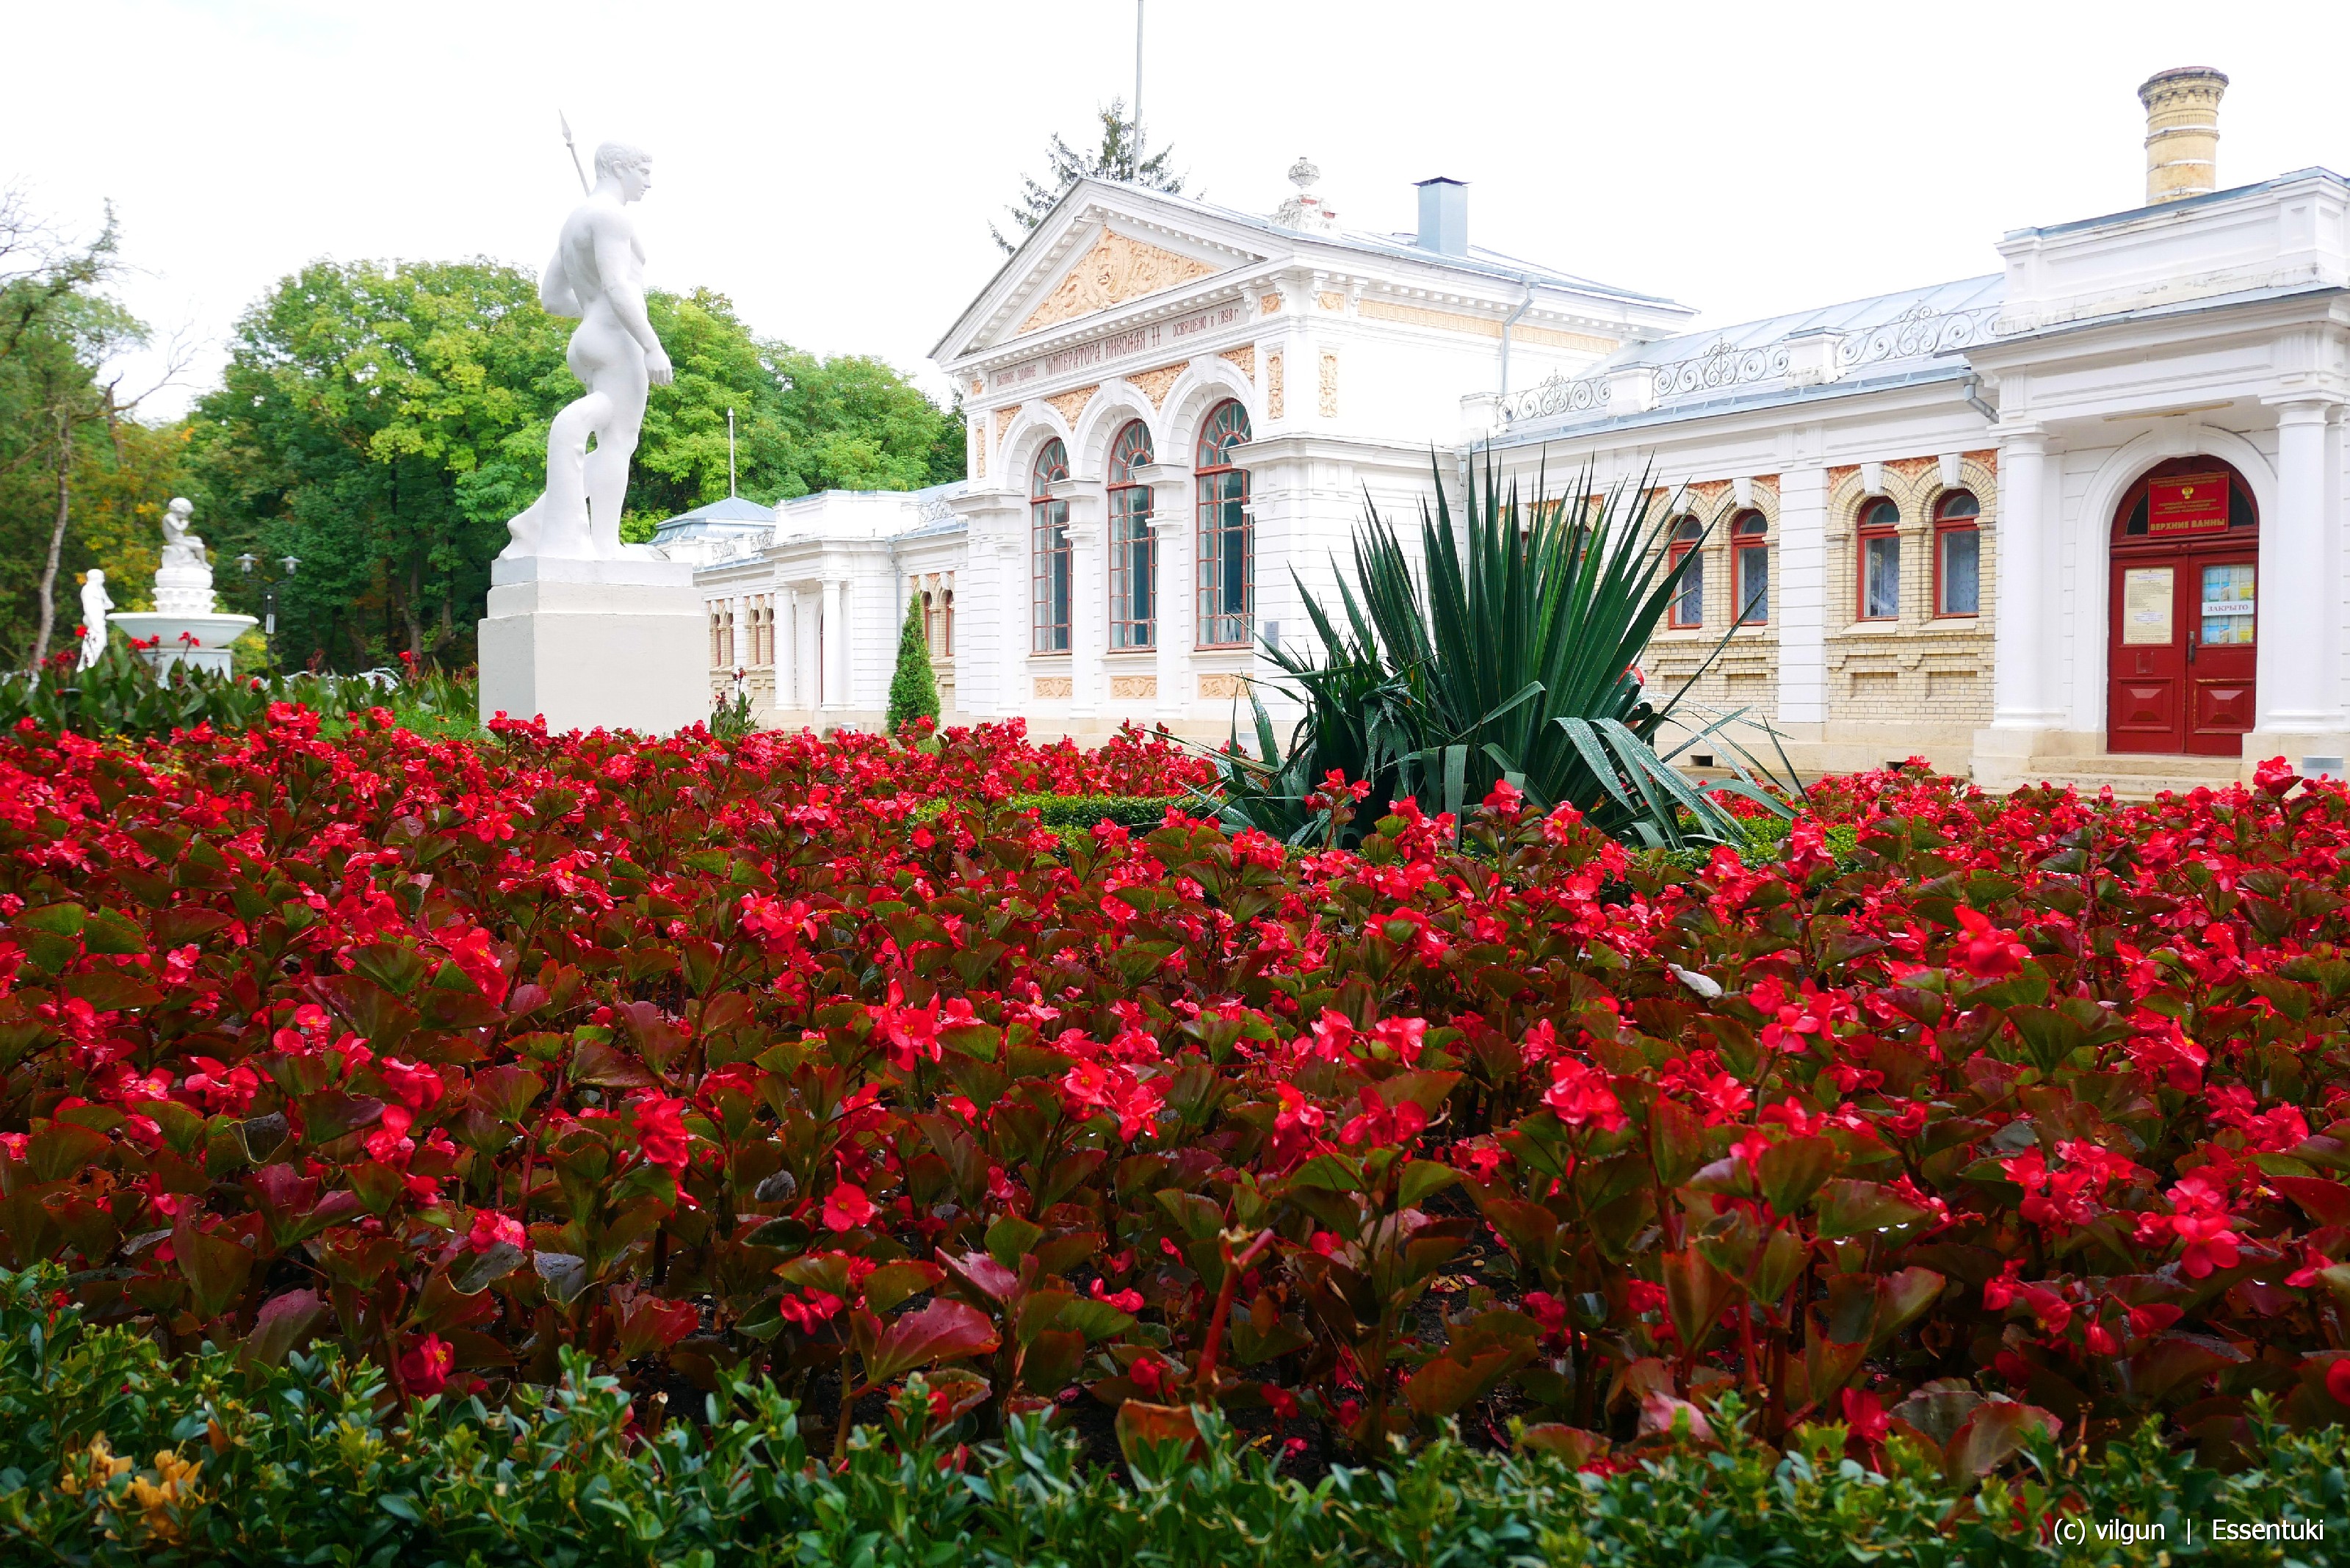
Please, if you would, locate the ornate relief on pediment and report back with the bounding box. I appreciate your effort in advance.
[1221,345,1256,380]
[1019,229,1219,336]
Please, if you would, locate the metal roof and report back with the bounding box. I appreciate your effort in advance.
[648,494,774,543]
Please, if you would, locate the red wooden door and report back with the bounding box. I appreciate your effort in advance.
[2106,460,2259,756]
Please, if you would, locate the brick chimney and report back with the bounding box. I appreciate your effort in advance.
[2138,67,2227,205]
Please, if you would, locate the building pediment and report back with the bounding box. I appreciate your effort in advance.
[936,183,1272,364]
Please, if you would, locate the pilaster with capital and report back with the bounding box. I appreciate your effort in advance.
[2254,395,2347,739]
[1136,463,1195,723]
[1050,479,1107,720]
[952,489,1025,718]
[1774,464,1829,727]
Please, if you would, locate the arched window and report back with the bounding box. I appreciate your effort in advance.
[1107,421,1156,649]
[1732,512,1768,624]
[919,590,934,651]
[1195,400,1252,647]
[942,589,955,657]
[1666,518,1704,629]
[1857,497,1901,621]
[1031,440,1071,654]
[1934,491,1981,617]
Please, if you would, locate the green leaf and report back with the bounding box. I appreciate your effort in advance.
[1398,1160,1461,1209]
[1757,1136,1838,1215]
[1812,1178,1932,1240]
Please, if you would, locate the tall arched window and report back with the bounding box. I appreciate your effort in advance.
[1031,440,1071,654]
[942,589,954,657]
[1107,421,1156,649]
[1195,400,1252,647]
[1666,518,1704,628]
[1857,497,1901,621]
[1934,491,1981,617]
[1732,512,1768,624]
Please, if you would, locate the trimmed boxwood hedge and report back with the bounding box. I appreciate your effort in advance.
[1005,792,1179,834]
[0,1266,2343,1567]
[912,793,1182,851]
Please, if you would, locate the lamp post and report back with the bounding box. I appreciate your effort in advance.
[236,552,300,668]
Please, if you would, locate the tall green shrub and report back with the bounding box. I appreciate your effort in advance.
[885,593,939,733]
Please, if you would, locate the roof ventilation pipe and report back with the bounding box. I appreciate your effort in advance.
[1414,176,1467,256]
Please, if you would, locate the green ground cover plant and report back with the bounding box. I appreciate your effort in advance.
[0,1264,2341,1566]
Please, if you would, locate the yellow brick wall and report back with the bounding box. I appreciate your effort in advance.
[1822,453,1999,727]
[1637,452,2000,737]
[1643,477,1781,723]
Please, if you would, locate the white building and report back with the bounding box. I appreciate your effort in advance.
[692,70,2349,794]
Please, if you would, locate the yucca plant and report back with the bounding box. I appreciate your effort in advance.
[1201,453,1798,848]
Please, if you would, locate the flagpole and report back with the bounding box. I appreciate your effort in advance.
[1134,0,1144,133]
[728,409,737,499]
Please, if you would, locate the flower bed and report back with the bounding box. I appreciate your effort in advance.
[5,709,2350,1477]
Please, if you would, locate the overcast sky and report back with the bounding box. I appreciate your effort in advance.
[7,0,2348,419]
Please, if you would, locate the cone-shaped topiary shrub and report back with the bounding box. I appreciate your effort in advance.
[885,593,939,734]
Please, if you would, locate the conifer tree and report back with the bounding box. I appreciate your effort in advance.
[991,98,1183,253]
[884,594,939,734]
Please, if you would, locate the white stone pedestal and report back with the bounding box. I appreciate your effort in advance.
[478,555,706,734]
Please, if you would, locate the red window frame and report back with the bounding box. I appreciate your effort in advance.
[1107,420,1157,650]
[1666,518,1704,629]
[1195,400,1253,648]
[1932,491,1981,618]
[1857,497,1901,621]
[1731,511,1768,624]
[1031,439,1071,654]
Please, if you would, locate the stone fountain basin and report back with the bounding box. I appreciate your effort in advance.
[108,611,260,676]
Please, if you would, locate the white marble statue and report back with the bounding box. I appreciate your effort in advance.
[159,496,205,570]
[153,496,218,616]
[500,141,674,562]
[77,571,112,669]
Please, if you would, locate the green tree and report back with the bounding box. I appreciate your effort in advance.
[993,98,1183,253]
[0,194,161,666]
[620,289,966,536]
[189,259,572,671]
[189,266,964,671]
[884,594,939,733]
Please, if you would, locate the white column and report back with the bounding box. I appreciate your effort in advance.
[2257,398,2344,734]
[1775,466,1828,727]
[820,579,847,715]
[1988,429,2056,729]
[774,588,798,714]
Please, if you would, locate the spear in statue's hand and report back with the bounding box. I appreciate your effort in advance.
[559,111,590,196]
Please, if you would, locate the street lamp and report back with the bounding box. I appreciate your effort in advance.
[236,552,300,668]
